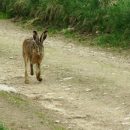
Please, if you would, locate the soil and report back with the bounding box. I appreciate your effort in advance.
[0,19,130,130]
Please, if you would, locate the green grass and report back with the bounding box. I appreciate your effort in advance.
[96,33,130,49]
[0,92,28,107]
[36,112,66,130]
[0,123,8,130]
[0,12,8,19]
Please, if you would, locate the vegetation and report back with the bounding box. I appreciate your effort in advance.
[0,12,8,19]
[0,123,8,130]
[0,0,130,48]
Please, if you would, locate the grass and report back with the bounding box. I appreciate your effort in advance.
[0,12,8,19]
[0,92,28,107]
[96,33,130,50]
[36,112,66,130]
[0,123,8,130]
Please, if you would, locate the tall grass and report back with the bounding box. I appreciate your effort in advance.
[0,0,130,48]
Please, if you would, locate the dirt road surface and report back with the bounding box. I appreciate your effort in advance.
[0,20,130,130]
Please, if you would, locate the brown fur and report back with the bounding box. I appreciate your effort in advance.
[23,30,47,84]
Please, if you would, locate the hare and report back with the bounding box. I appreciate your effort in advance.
[23,30,48,84]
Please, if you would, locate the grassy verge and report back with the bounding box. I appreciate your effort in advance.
[0,92,28,107]
[0,0,130,50]
[96,33,130,49]
[0,12,8,19]
[19,18,130,51]
[0,10,129,54]
[0,91,67,130]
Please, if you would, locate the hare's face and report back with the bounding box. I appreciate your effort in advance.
[33,30,48,45]
[36,46,43,55]
[32,43,43,55]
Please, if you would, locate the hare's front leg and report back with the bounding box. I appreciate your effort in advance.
[30,63,34,75]
[24,57,29,84]
[36,63,42,82]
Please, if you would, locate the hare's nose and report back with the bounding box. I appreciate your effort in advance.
[37,48,40,54]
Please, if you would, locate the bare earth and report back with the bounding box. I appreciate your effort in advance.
[0,19,130,130]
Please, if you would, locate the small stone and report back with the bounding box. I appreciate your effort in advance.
[122,122,130,125]
[85,88,92,92]
[58,97,64,99]
[65,88,71,91]
[28,125,32,128]
[124,117,130,121]
[115,107,120,110]
[43,65,49,68]
[9,57,13,59]
[103,93,107,95]
[55,120,60,123]
[68,126,72,129]
[63,77,73,81]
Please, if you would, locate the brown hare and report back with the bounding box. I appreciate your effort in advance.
[23,30,48,84]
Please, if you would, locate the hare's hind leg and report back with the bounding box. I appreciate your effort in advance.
[36,63,42,82]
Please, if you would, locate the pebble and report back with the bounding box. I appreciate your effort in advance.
[63,77,73,81]
[9,57,13,59]
[55,120,60,123]
[85,88,92,92]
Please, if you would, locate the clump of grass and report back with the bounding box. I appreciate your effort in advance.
[96,33,130,49]
[0,123,8,130]
[36,111,66,130]
[0,12,8,19]
[0,92,28,107]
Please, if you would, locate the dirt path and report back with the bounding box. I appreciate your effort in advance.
[0,19,130,130]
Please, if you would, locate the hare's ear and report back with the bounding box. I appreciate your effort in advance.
[33,31,38,40]
[40,29,48,44]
